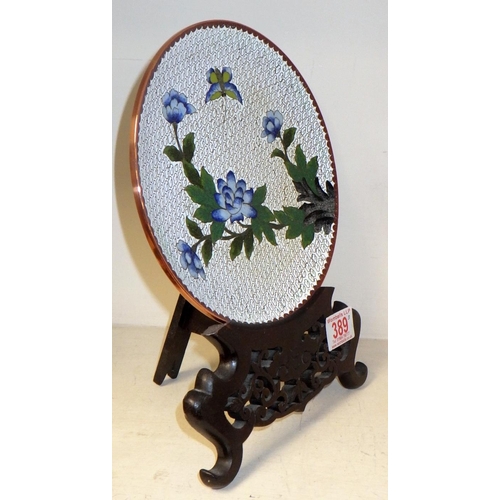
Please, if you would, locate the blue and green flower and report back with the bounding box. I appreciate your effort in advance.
[212,172,257,223]
[162,89,196,124]
[177,240,205,279]
[261,110,283,143]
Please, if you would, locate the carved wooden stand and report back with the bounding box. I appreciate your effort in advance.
[154,286,367,489]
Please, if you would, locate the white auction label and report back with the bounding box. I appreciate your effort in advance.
[325,307,355,351]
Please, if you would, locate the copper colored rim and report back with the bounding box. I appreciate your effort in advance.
[129,20,339,325]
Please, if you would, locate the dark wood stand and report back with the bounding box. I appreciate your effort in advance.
[154,287,367,488]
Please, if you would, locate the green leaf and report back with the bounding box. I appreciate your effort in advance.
[200,167,216,195]
[295,145,307,170]
[305,176,320,196]
[251,209,275,244]
[255,204,275,223]
[286,223,303,240]
[262,224,277,246]
[193,206,213,223]
[285,160,302,182]
[230,236,244,260]
[305,156,320,195]
[186,217,204,239]
[210,221,225,243]
[182,132,195,163]
[278,207,306,240]
[182,160,201,187]
[243,229,254,259]
[252,185,267,206]
[274,210,291,226]
[271,148,286,160]
[283,206,304,220]
[163,145,183,162]
[301,224,315,249]
[274,206,315,246]
[201,238,213,265]
[307,156,319,178]
[282,127,296,150]
[185,184,216,208]
[251,217,263,242]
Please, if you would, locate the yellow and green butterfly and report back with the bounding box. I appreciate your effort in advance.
[205,67,243,104]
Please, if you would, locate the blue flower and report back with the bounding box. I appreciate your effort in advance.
[212,171,257,223]
[161,89,196,124]
[177,240,205,279]
[261,110,283,143]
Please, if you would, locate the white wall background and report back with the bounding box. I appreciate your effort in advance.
[113,0,388,339]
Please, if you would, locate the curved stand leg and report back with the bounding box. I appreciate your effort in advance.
[154,296,219,384]
[183,366,250,488]
[332,303,369,389]
[183,335,254,488]
[181,287,368,488]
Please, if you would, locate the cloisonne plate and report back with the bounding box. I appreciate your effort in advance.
[130,20,338,325]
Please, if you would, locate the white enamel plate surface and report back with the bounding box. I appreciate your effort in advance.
[131,21,338,324]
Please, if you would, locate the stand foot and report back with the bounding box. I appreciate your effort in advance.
[183,366,251,489]
[339,361,368,389]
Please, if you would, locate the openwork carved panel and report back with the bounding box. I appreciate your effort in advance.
[226,322,348,425]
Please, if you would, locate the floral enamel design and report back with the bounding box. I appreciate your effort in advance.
[177,240,206,280]
[161,75,335,280]
[261,110,283,143]
[162,89,196,123]
[212,172,257,223]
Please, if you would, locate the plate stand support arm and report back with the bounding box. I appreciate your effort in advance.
[153,295,220,384]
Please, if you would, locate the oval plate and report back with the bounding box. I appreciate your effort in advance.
[130,21,338,324]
